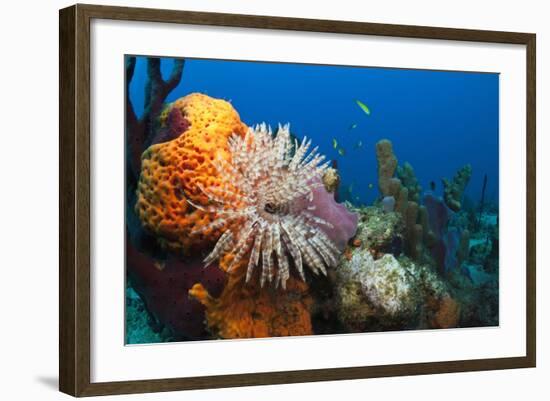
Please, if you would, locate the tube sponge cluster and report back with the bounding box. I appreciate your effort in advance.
[135,93,248,253]
[396,162,422,203]
[375,139,428,262]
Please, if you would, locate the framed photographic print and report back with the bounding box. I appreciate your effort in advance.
[59,4,536,397]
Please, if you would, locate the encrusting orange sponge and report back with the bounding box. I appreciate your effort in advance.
[189,253,314,339]
[135,93,248,253]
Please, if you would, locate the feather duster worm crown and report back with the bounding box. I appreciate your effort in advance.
[191,123,341,289]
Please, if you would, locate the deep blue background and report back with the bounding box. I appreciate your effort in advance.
[129,56,499,206]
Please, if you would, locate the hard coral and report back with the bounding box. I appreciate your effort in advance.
[135,93,248,253]
[189,257,313,339]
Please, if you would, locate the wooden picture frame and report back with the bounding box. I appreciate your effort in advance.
[59,3,536,397]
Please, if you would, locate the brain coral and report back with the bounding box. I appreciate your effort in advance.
[135,93,248,253]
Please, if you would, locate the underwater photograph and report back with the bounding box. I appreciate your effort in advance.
[125,55,499,344]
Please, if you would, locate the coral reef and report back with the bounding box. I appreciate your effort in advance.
[396,162,422,202]
[442,164,472,212]
[189,263,313,339]
[192,123,357,288]
[123,63,500,341]
[135,93,248,253]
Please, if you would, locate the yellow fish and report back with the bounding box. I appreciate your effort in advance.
[349,123,358,130]
[332,138,338,149]
[355,99,371,115]
[338,148,346,156]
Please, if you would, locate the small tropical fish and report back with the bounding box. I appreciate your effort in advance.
[348,183,354,193]
[332,138,338,149]
[349,123,358,130]
[430,181,436,191]
[368,183,374,189]
[355,196,360,201]
[355,99,371,115]
[354,140,363,149]
[338,148,346,156]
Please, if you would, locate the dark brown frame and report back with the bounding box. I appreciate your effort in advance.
[59,3,536,397]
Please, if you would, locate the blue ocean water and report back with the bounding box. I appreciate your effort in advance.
[129,56,499,207]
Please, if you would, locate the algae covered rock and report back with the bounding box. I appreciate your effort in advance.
[335,251,422,330]
[334,246,458,332]
[353,206,404,256]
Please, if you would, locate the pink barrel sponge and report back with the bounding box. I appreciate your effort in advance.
[310,181,359,250]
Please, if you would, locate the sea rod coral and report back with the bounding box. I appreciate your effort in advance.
[191,123,347,289]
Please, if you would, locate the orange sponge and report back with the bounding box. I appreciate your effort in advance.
[135,93,248,253]
[189,254,314,339]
